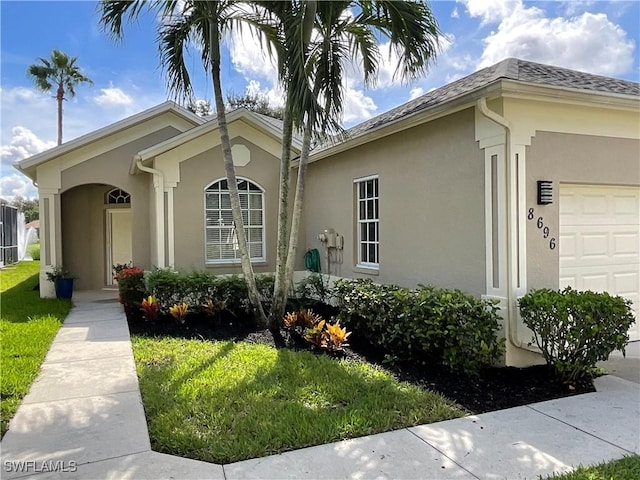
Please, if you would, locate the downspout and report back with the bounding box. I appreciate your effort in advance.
[476,97,532,352]
[135,159,165,269]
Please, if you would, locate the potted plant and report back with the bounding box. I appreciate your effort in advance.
[46,266,77,299]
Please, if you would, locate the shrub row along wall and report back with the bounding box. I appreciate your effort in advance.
[117,269,503,373]
[117,267,276,321]
[334,279,504,375]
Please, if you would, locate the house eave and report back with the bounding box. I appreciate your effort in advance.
[306,82,504,164]
[306,79,639,164]
[499,79,640,110]
[15,101,204,181]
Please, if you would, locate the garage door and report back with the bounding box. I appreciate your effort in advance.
[559,184,640,341]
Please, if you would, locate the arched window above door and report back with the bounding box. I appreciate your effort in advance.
[106,188,131,204]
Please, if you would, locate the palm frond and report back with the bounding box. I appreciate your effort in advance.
[158,15,196,102]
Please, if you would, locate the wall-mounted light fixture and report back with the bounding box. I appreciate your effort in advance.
[537,180,553,205]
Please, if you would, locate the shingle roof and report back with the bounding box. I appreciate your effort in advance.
[320,58,639,150]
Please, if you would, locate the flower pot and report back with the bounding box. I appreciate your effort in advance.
[55,278,74,300]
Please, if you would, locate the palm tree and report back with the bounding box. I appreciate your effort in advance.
[99,0,441,329]
[266,0,441,327]
[99,0,276,326]
[27,49,93,145]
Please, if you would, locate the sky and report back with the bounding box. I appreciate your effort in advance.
[1,0,639,200]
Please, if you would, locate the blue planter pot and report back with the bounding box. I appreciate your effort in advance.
[55,278,74,300]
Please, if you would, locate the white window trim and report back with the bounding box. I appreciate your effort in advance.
[203,176,267,265]
[354,174,379,270]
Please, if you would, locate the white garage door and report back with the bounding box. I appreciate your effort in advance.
[559,184,640,341]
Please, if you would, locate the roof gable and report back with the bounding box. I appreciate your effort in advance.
[133,108,300,173]
[15,101,204,180]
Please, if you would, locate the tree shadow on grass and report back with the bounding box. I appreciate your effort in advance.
[134,339,464,464]
[1,272,71,324]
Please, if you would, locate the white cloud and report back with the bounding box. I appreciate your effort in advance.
[451,7,459,19]
[1,126,55,168]
[94,86,134,107]
[1,87,56,142]
[563,1,595,16]
[409,87,424,100]
[463,0,635,77]
[463,0,519,24]
[228,26,279,84]
[342,86,376,124]
[0,173,37,200]
[244,80,284,108]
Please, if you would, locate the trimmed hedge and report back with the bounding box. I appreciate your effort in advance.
[334,279,503,375]
[519,287,635,381]
[145,269,274,319]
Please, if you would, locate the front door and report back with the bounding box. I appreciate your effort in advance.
[106,209,132,286]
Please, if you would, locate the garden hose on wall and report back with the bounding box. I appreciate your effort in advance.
[304,248,321,273]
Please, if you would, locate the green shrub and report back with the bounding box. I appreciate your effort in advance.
[334,279,503,374]
[294,273,333,305]
[145,269,274,319]
[519,287,635,381]
[146,269,218,308]
[27,243,40,260]
[256,273,275,306]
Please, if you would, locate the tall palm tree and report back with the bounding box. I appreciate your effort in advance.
[99,0,276,326]
[99,0,441,329]
[266,0,441,327]
[27,49,93,145]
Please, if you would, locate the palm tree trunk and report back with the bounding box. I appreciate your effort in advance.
[270,0,318,329]
[210,23,267,327]
[56,82,64,145]
[269,106,295,328]
[283,123,312,304]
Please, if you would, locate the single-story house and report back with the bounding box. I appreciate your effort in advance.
[16,58,639,366]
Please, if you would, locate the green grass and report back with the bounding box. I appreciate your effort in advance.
[544,456,640,479]
[1,261,72,436]
[132,336,466,464]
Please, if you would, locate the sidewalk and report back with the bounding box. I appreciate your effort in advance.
[1,294,638,480]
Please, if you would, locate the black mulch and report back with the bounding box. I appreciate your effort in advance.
[126,310,595,415]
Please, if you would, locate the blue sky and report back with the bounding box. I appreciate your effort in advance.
[1,0,639,199]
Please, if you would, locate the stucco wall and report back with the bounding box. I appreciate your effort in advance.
[60,127,180,289]
[303,107,486,295]
[172,137,283,273]
[526,131,640,291]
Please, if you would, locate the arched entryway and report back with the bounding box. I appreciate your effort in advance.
[61,184,132,290]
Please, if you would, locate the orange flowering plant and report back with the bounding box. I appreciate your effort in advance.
[169,302,189,324]
[141,296,160,322]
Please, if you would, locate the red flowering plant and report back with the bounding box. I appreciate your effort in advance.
[115,266,146,314]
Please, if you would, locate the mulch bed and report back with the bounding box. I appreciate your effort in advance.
[126,309,595,415]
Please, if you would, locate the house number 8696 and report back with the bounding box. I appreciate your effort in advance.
[527,207,556,250]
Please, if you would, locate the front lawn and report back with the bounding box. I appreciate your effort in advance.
[0,261,72,436]
[132,336,466,464]
[544,455,640,479]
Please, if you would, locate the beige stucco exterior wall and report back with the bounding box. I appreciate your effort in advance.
[525,131,640,291]
[172,137,284,273]
[303,108,486,295]
[59,127,180,289]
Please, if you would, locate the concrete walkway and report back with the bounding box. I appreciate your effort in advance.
[1,294,638,480]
